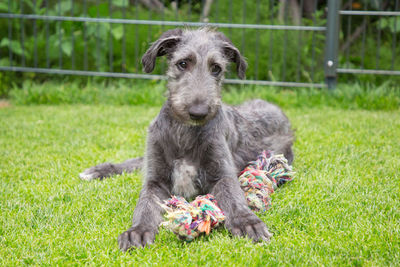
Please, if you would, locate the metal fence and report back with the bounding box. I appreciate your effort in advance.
[0,0,399,89]
[338,2,400,79]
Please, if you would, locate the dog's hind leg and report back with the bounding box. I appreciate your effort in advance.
[79,157,143,180]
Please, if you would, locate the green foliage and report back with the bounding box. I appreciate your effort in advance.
[0,71,17,97]
[340,2,400,85]
[0,0,400,93]
[9,79,166,106]
[0,104,399,265]
[377,17,400,33]
[0,38,26,57]
[0,0,326,88]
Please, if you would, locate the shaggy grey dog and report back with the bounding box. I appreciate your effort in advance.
[80,28,294,251]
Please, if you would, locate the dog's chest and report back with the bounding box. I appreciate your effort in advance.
[171,159,200,199]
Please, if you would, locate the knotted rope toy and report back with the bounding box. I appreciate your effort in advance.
[160,194,225,241]
[160,150,294,241]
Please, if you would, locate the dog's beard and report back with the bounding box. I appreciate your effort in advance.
[169,97,221,126]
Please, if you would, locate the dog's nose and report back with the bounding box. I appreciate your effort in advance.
[188,104,208,121]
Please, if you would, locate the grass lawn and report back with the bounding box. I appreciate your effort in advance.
[1,87,399,265]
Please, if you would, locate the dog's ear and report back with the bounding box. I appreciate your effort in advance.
[216,32,247,79]
[142,28,183,73]
[223,43,248,79]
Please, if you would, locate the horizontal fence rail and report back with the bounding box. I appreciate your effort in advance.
[0,13,326,31]
[337,68,400,75]
[0,66,326,88]
[339,10,400,16]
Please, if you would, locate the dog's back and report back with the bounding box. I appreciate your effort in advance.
[222,99,294,170]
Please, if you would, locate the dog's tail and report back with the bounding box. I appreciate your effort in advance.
[79,157,144,180]
[122,157,144,172]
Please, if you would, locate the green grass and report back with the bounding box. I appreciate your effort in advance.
[1,84,400,265]
[8,79,400,110]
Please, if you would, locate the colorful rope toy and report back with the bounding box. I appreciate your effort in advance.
[160,150,295,241]
[160,194,225,241]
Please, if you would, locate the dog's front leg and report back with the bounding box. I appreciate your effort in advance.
[118,142,171,251]
[118,180,170,251]
[212,176,273,242]
[208,145,273,242]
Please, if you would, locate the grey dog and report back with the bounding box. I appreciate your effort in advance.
[80,28,294,251]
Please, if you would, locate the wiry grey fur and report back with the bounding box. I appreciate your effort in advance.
[79,28,294,251]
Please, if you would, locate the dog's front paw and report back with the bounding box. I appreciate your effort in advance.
[79,163,116,180]
[225,210,272,243]
[118,227,157,251]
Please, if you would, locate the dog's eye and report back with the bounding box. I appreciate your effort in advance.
[177,60,188,71]
[210,64,222,76]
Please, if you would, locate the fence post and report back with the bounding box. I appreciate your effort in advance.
[324,0,341,89]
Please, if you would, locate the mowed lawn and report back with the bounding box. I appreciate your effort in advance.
[0,104,399,266]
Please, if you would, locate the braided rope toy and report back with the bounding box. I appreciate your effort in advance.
[160,150,294,241]
[160,194,225,241]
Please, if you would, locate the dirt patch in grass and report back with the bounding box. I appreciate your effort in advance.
[0,100,11,108]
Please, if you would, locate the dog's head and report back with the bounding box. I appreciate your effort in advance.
[142,28,247,125]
